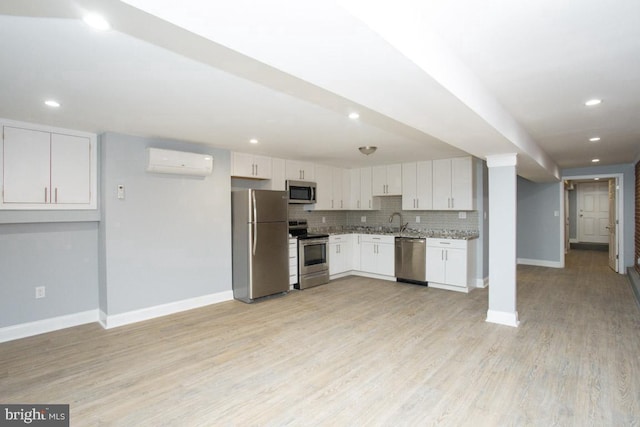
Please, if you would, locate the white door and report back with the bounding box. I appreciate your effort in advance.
[577,182,609,244]
[607,179,617,271]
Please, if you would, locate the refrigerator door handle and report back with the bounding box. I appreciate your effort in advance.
[252,191,258,255]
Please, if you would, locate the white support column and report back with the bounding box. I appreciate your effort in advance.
[486,153,519,327]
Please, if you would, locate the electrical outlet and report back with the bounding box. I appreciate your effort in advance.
[415,216,420,223]
[458,212,467,219]
[35,286,45,299]
[322,217,326,224]
[360,216,366,223]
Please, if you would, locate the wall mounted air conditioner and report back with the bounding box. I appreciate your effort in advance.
[146,148,213,176]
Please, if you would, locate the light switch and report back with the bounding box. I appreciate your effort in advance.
[415,216,420,223]
[361,216,366,223]
[117,184,125,200]
[554,210,559,217]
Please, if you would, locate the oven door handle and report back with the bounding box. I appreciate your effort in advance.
[300,238,328,246]
[252,191,258,256]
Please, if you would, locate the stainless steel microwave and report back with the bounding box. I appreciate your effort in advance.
[286,180,316,204]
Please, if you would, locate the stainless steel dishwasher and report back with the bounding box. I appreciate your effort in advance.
[395,237,427,285]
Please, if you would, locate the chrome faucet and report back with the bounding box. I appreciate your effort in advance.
[389,212,408,232]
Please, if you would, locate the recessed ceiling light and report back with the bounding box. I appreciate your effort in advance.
[44,100,60,108]
[591,158,600,163]
[584,99,602,107]
[594,178,600,181]
[249,138,258,144]
[83,13,110,31]
[348,112,360,120]
[589,137,601,142]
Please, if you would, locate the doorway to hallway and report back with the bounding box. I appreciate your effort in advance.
[562,174,622,273]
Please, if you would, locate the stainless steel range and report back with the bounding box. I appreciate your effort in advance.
[289,220,329,289]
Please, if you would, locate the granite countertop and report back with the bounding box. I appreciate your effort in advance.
[310,226,479,240]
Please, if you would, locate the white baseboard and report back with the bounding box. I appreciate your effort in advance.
[517,258,563,268]
[350,271,396,282]
[0,310,99,343]
[476,277,489,288]
[569,238,578,243]
[100,290,234,329]
[486,309,520,327]
[429,282,472,293]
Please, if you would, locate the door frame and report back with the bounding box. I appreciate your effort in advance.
[560,173,624,274]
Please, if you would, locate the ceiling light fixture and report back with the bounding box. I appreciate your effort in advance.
[594,178,600,181]
[44,100,60,108]
[591,158,600,163]
[589,137,601,142]
[348,112,360,120]
[249,138,258,144]
[584,99,602,107]
[83,13,110,31]
[358,146,377,155]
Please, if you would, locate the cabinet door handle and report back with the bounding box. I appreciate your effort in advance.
[445,250,448,261]
[369,200,371,209]
[341,200,343,208]
[416,199,419,209]
[451,198,454,209]
[357,200,360,209]
[44,187,48,203]
[55,187,58,204]
[255,164,258,176]
[331,200,334,209]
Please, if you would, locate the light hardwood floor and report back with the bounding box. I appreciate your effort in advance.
[1,250,639,426]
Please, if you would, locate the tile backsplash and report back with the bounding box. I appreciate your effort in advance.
[288,196,478,231]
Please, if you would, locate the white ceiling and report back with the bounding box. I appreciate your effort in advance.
[1,0,638,182]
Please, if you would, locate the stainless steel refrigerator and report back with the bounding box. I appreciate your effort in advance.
[232,189,289,303]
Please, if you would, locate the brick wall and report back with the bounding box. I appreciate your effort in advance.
[636,160,639,273]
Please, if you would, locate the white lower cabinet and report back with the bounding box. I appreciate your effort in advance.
[359,234,395,277]
[329,234,351,276]
[426,238,476,292]
[289,238,298,287]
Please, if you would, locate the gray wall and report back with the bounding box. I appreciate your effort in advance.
[99,133,232,315]
[0,222,98,327]
[562,163,635,267]
[516,177,562,262]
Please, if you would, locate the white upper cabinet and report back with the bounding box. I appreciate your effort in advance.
[314,165,349,210]
[50,133,92,204]
[349,167,379,210]
[285,160,315,181]
[1,122,97,209]
[314,165,333,210]
[402,161,433,210]
[231,152,272,179]
[433,157,475,211]
[372,164,402,196]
